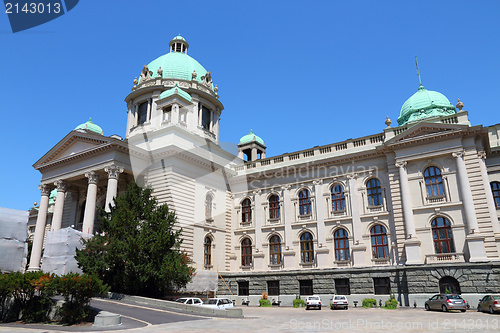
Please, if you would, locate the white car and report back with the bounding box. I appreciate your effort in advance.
[305,295,322,310]
[175,297,204,305]
[202,298,234,309]
[330,295,348,310]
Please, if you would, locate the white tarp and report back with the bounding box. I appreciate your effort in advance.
[182,270,218,292]
[41,227,92,276]
[0,207,28,273]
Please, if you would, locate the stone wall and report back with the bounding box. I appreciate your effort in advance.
[218,263,500,302]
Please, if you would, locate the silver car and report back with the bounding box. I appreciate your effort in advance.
[425,294,467,312]
[477,295,500,314]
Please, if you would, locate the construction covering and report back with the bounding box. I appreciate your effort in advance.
[182,270,218,292]
[0,207,29,273]
[41,227,92,276]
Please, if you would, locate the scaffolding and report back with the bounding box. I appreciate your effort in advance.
[0,207,28,273]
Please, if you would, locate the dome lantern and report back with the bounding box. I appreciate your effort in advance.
[169,34,189,54]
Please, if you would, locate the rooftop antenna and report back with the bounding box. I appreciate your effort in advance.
[415,56,422,86]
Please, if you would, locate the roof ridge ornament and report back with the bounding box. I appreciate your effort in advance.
[456,98,464,111]
[415,56,423,87]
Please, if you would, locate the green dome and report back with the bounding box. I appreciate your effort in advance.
[172,34,186,41]
[75,118,103,135]
[48,189,57,205]
[397,85,456,126]
[239,130,265,146]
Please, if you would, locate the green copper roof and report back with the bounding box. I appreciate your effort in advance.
[397,85,456,126]
[172,34,186,41]
[239,130,265,145]
[48,189,57,205]
[146,51,208,83]
[74,118,103,135]
[159,84,192,102]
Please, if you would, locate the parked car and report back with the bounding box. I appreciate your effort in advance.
[425,294,467,312]
[202,298,234,309]
[477,295,500,314]
[305,295,322,310]
[175,297,204,305]
[330,295,348,310]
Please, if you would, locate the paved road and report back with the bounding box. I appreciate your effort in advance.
[0,297,209,332]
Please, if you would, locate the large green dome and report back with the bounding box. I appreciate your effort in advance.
[144,36,208,83]
[397,85,456,126]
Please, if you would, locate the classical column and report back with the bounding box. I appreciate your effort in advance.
[478,151,500,256]
[396,161,422,264]
[104,165,124,212]
[314,180,329,267]
[452,150,488,262]
[28,184,52,271]
[348,175,366,266]
[51,180,67,231]
[281,185,295,269]
[251,148,257,161]
[82,171,99,235]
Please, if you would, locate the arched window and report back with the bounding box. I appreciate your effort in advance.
[299,189,311,215]
[331,185,346,211]
[269,235,281,265]
[205,194,213,221]
[424,166,444,197]
[269,194,280,219]
[241,238,252,267]
[334,229,350,261]
[491,181,500,208]
[300,232,314,263]
[241,198,252,223]
[439,276,461,294]
[370,225,389,259]
[431,217,455,254]
[367,179,382,206]
[204,236,212,267]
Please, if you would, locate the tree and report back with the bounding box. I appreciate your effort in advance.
[75,182,194,297]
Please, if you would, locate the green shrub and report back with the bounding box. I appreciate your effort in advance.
[56,273,109,325]
[293,298,305,308]
[259,299,272,307]
[384,298,398,309]
[0,273,13,321]
[362,298,377,308]
[9,271,57,323]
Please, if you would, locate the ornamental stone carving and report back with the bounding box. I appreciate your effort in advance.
[157,67,163,77]
[191,70,197,79]
[104,165,124,180]
[54,180,67,192]
[456,98,464,111]
[38,184,52,196]
[85,171,99,184]
[477,151,487,160]
[452,150,465,159]
[395,161,408,169]
[140,65,152,82]
[385,116,392,128]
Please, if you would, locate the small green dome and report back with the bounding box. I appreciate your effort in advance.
[239,130,265,146]
[397,85,456,126]
[75,118,103,135]
[172,34,186,41]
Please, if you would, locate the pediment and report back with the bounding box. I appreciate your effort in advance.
[385,122,469,146]
[33,131,116,168]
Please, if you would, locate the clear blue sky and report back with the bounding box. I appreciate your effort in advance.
[1,1,499,210]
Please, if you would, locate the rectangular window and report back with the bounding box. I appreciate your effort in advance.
[137,101,148,125]
[238,281,249,296]
[201,105,211,130]
[299,280,313,296]
[334,278,350,295]
[163,105,172,122]
[373,277,390,295]
[267,281,280,296]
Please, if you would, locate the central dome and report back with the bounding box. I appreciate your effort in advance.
[397,85,456,126]
[144,35,209,83]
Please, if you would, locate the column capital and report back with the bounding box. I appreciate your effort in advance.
[477,151,487,160]
[395,160,408,169]
[54,179,67,192]
[38,184,52,196]
[452,150,465,159]
[85,171,100,184]
[281,184,291,191]
[104,165,124,180]
[347,174,358,180]
[313,179,323,186]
